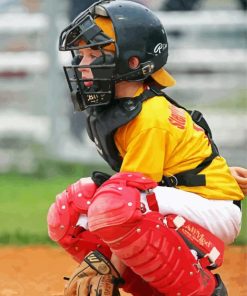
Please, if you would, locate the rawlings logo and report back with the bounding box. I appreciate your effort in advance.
[154,43,167,54]
[87,252,100,263]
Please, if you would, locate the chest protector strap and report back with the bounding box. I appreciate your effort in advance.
[148,86,219,187]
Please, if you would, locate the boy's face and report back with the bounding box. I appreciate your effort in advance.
[76,47,103,87]
[74,46,143,99]
[76,46,114,88]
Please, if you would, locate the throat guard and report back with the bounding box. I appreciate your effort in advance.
[86,98,142,171]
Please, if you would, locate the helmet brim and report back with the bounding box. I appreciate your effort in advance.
[151,67,176,87]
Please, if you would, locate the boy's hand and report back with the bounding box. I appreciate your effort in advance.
[230,166,247,195]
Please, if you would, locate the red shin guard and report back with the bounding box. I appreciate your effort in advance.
[88,173,224,295]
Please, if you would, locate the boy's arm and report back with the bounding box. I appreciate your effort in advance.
[230,166,247,195]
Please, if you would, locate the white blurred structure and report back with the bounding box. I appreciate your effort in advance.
[0,1,246,171]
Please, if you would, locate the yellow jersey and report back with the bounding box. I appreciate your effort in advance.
[114,88,243,201]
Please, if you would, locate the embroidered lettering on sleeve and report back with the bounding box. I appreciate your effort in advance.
[168,104,186,129]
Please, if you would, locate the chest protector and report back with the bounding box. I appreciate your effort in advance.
[85,97,143,172]
[85,86,219,187]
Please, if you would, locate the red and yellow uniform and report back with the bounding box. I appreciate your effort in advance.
[114,87,244,201]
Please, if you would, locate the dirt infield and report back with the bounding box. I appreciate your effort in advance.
[0,245,246,296]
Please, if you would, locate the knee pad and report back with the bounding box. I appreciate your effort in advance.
[88,182,142,241]
[47,179,112,262]
[88,172,157,241]
[47,179,97,242]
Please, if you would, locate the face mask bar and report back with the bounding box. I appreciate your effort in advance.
[63,51,116,111]
[59,4,118,111]
[59,10,114,51]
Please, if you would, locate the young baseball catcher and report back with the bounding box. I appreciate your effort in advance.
[47,1,246,295]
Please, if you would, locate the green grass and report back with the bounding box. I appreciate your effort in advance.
[0,173,75,245]
[0,160,112,245]
[236,198,247,245]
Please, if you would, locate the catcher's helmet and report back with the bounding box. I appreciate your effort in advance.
[59,0,175,111]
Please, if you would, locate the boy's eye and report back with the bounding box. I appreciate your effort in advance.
[90,53,101,59]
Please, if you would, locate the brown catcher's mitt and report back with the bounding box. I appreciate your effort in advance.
[64,251,124,296]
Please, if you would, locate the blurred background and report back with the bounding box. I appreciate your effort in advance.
[0,0,246,245]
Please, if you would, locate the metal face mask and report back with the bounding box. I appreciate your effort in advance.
[59,6,116,111]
